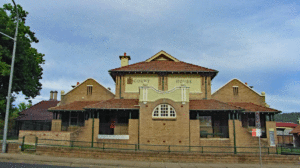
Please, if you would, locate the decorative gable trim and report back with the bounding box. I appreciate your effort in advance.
[212,78,262,96]
[145,50,180,62]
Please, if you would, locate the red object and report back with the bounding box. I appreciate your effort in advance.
[276,122,298,128]
[252,129,256,136]
[110,122,115,129]
[77,82,79,85]
[124,52,126,56]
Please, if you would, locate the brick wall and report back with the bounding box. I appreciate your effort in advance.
[139,99,190,148]
[60,78,114,105]
[51,119,62,131]
[0,143,20,153]
[212,79,265,106]
[72,118,99,147]
[189,120,199,150]
[128,119,138,144]
[18,130,72,146]
[266,121,277,146]
[34,145,300,164]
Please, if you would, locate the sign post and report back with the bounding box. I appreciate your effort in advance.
[255,112,262,168]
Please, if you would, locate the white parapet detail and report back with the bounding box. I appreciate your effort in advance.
[98,135,129,140]
[139,85,189,104]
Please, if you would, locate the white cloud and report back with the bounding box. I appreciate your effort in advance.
[267,94,300,113]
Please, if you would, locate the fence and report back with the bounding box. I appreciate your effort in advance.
[19,136,291,155]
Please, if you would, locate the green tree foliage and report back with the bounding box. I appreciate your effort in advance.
[274,112,300,124]
[0,101,32,131]
[0,3,45,119]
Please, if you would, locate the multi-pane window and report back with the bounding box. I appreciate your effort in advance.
[87,85,93,95]
[152,104,176,118]
[233,86,238,96]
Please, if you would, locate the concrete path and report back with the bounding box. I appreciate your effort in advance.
[0,153,300,168]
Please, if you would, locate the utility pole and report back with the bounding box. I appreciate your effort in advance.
[1,0,19,153]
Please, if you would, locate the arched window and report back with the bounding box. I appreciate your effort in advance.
[152,104,176,118]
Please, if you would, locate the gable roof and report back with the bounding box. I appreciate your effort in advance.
[145,50,180,62]
[212,78,263,96]
[189,99,243,111]
[109,51,218,81]
[16,100,60,121]
[227,102,280,113]
[62,78,114,96]
[85,99,139,110]
[290,124,300,135]
[48,101,101,111]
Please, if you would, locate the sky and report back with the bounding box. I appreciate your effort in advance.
[1,0,300,113]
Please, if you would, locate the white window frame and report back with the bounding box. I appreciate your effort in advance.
[152,104,176,119]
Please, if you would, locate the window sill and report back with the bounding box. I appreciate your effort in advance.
[152,117,176,120]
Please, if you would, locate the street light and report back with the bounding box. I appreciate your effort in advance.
[0,0,19,153]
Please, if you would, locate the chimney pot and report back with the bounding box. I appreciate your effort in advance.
[77,82,79,85]
[53,91,58,100]
[50,91,54,100]
[119,53,131,67]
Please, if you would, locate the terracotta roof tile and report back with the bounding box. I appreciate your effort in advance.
[85,99,139,109]
[189,99,242,111]
[227,102,280,113]
[110,61,217,73]
[49,101,101,111]
[16,100,60,121]
[290,124,300,135]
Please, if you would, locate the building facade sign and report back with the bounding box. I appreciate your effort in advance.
[125,74,159,92]
[168,74,201,93]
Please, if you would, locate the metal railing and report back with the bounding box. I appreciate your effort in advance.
[19,136,288,155]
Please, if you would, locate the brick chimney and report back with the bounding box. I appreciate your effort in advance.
[119,52,131,67]
[53,91,58,100]
[50,91,54,100]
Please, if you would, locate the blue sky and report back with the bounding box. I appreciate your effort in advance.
[2,0,300,112]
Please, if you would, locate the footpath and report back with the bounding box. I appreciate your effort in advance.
[0,153,300,168]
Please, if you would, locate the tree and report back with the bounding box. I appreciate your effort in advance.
[0,3,45,119]
[0,101,32,133]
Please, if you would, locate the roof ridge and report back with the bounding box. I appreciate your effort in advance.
[179,61,218,72]
[109,61,146,71]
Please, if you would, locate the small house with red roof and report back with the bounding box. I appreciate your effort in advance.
[16,91,60,133]
[276,122,298,146]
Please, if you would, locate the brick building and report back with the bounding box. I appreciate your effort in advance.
[19,50,281,151]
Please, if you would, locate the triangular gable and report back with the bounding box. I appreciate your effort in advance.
[62,78,114,96]
[145,50,180,62]
[212,78,262,96]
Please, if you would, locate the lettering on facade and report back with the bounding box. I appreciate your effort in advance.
[132,79,150,83]
[127,77,133,84]
[176,79,192,84]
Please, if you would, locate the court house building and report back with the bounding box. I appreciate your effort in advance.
[19,50,280,152]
